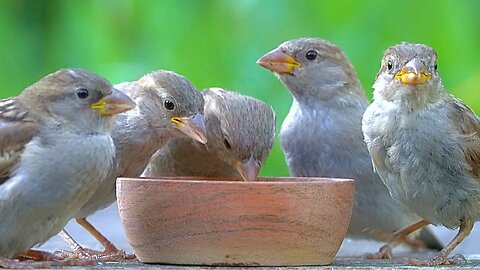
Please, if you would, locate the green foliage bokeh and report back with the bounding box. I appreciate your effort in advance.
[1,0,479,177]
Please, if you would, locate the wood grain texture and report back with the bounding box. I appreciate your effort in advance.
[116,177,354,266]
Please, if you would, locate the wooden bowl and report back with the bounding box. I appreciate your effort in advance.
[116,177,354,266]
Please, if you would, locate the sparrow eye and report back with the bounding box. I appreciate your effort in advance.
[164,99,175,110]
[434,63,438,71]
[306,50,317,60]
[76,89,89,99]
[223,138,231,150]
[387,60,394,71]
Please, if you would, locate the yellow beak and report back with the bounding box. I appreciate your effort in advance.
[91,88,136,116]
[171,112,207,144]
[257,47,301,75]
[235,155,261,181]
[395,58,432,85]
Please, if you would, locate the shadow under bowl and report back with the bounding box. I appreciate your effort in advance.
[116,176,355,266]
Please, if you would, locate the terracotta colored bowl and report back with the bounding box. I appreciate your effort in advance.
[116,177,354,266]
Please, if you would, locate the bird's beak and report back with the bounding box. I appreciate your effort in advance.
[257,47,301,75]
[171,112,207,144]
[91,88,136,115]
[235,155,260,181]
[395,58,432,85]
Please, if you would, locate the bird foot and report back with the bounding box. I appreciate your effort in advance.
[407,253,468,266]
[1,256,96,269]
[56,247,135,261]
[364,245,393,259]
[16,249,60,261]
[90,247,135,261]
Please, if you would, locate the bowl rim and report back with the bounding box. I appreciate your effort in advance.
[117,176,354,185]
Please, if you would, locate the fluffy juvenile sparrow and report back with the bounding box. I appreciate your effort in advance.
[362,42,480,265]
[60,70,207,261]
[257,38,442,256]
[143,87,275,182]
[0,69,135,268]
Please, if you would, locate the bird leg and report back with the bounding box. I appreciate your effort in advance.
[1,256,91,269]
[375,231,427,249]
[58,218,134,261]
[16,249,60,261]
[408,219,473,266]
[402,237,429,249]
[76,218,135,259]
[0,250,95,269]
[365,219,430,259]
[56,229,97,260]
[0,256,64,269]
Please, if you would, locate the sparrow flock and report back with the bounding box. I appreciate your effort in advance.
[0,39,477,267]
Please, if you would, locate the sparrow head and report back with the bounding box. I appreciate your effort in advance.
[373,42,442,104]
[257,37,364,104]
[21,68,135,131]
[124,70,207,144]
[203,88,276,181]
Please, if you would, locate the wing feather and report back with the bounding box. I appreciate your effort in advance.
[448,97,480,180]
[0,97,39,183]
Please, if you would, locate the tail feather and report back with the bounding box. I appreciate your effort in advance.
[416,227,443,251]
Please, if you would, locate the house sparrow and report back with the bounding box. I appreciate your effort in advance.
[362,42,480,265]
[257,38,443,256]
[59,70,207,261]
[0,68,135,268]
[143,87,275,182]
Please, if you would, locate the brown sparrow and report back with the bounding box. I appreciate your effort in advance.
[362,42,480,265]
[143,87,275,181]
[0,69,135,268]
[59,70,207,261]
[257,38,443,256]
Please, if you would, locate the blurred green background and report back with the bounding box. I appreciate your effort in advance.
[1,0,479,177]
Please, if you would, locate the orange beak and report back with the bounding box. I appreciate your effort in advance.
[257,47,301,75]
[395,58,432,85]
[91,88,136,115]
[171,112,207,144]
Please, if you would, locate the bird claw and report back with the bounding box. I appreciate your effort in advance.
[364,245,393,259]
[97,247,136,261]
[407,253,468,266]
[56,247,135,261]
[55,248,97,260]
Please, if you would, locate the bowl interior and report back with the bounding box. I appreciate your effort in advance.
[119,176,354,184]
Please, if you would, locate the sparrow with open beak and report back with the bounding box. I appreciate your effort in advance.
[0,69,135,268]
[59,70,207,261]
[257,38,443,256]
[143,87,275,182]
[362,42,480,265]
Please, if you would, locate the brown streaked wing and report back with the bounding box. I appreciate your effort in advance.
[449,96,480,180]
[0,97,39,183]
